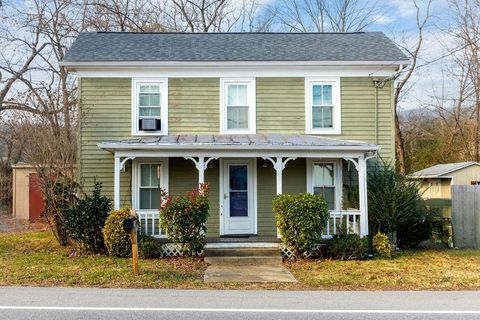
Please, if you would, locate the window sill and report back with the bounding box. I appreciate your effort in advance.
[131,131,168,136]
[306,128,342,135]
[220,130,256,135]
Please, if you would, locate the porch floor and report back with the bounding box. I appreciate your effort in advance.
[207,236,280,243]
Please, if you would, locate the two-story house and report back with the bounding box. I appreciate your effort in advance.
[63,32,408,243]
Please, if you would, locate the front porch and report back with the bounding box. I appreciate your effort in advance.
[99,134,378,241]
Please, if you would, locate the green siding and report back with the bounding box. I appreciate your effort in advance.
[257,158,306,236]
[169,157,219,237]
[169,78,220,134]
[256,77,394,159]
[256,78,305,133]
[80,78,132,206]
[79,76,394,236]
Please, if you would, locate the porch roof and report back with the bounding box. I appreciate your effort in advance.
[98,134,379,152]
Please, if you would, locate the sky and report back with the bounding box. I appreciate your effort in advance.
[344,0,457,111]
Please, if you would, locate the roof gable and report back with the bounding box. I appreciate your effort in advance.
[63,32,408,64]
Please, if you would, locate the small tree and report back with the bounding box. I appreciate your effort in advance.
[273,193,328,256]
[160,183,210,256]
[64,182,112,253]
[368,161,424,244]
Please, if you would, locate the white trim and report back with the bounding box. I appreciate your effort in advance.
[111,149,372,159]
[306,159,343,211]
[62,60,410,68]
[131,78,169,136]
[305,77,341,135]
[220,78,256,134]
[131,158,169,238]
[99,143,379,152]
[73,66,401,78]
[220,158,257,235]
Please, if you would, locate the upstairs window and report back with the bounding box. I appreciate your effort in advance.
[305,77,341,134]
[220,78,256,134]
[132,78,168,135]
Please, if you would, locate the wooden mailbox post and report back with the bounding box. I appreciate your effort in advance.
[123,210,139,275]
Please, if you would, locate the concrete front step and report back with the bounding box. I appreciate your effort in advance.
[204,256,282,265]
[204,247,281,258]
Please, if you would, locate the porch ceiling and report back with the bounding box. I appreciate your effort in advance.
[98,134,379,152]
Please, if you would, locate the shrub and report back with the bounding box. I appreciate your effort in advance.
[326,234,369,260]
[103,208,132,257]
[273,193,329,256]
[372,232,392,257]
[368,160,425,245]
[64,182,111,253]
[160,183,210,256]
[138,234,162,259]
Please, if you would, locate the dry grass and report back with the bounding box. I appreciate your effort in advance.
[285,250,480,290]
[0,230,206,288]
[1,230,480,290]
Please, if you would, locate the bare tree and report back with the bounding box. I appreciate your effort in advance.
[449,0,480,161]
[393,0,432,175]
[274,0,380,32]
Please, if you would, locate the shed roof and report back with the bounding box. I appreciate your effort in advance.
[409,162,480,178]
[98,134,379,152]
[63,32,408,64]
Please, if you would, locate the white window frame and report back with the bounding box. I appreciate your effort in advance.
[220,77,256,134]
[132,78,169,136]
[306,159,342,211]
[132,159,169,238]
[305,77,341,135]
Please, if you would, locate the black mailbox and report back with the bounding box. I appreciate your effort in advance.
[123,216,137,233]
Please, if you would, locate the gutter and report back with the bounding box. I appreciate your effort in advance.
[60,60,412,69]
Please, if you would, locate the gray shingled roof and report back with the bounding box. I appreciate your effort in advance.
[63,32,408,63]
[98,134,379,151]
[410,162,480,178]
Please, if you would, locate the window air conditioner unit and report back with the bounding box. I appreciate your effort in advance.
[139,118,161,131]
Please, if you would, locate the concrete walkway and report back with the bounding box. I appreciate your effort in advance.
[204,256,297,283]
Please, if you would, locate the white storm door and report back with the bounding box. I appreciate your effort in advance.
[222,159,255,235]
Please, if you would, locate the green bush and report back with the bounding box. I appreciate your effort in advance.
[138,234,162,259]
[368,160,426,245]
[64,182,111,253]
[326,234,369,260]
[160,183,210,256]
[372,232,392,257]
[273,193,328,256]
[103,208,132,257]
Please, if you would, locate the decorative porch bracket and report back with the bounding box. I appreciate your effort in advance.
[114,156,136,210]
[262,157,297,195]
[344,154,375,237]
[184,156,218,187]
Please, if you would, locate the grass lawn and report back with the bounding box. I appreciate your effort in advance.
[285,250,480,290]
[1,230,480,290]
[0,230,206,288]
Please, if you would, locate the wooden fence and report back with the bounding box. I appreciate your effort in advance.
[451,185,480,249]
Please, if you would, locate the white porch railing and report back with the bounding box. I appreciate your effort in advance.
[138,211,165,237]
[322,209,362,238]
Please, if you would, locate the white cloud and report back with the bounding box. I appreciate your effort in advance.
[373,14,394,25]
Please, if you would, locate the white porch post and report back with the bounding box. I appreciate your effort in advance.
[198,157,205,186]
[274,157,283,195]
[263,157,297,195]
[114,155,121,210]
[185,156,217,187]
[358,156,369,236]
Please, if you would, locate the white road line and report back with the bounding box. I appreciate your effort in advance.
[0,306,478,314]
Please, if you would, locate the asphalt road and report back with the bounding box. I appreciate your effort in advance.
[0,287,479,320]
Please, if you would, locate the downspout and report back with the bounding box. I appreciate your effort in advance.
[371,64,404,156]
